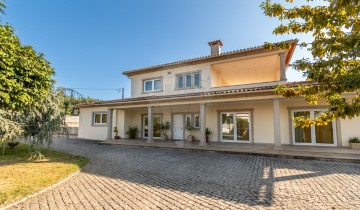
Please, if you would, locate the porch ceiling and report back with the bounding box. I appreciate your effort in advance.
[211,54,279,86]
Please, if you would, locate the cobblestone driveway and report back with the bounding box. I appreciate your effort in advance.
[8,139,360,210]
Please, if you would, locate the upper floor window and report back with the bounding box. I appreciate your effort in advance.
[176,72,201,89]
[93,112,107,125]
[144,78,162,92]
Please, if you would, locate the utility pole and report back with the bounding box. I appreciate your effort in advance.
[121,88,124,99]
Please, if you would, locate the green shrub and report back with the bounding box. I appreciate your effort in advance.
[348,137,360,143]
[126,126,139,139]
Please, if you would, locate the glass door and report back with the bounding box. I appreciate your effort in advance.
[221,113,235,141]
[221,112,251,142]
[236,113,250,141]
[143,115,162,139]
[292,110,336,146]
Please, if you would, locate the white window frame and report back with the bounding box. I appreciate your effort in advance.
[142,115,162,139]
[220,111,252,143]
[143,78,162,92]
[176,71,201,90]
[93,112,107,125]
[291,109,337,146]
[184,113,200,128]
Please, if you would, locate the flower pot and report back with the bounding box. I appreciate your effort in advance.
[161,134,168,141]
[349,143,360,149]
[114,136,120,140]
[186,135,193,142]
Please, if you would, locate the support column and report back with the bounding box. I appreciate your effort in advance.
[273,99,282,148]
[279,52,287,81]
[106,109,114,141]
[199,103,207,146]
[146,106,154,143]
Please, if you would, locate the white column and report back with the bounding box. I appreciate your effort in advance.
[199,103,207,146]
[106,109,114,141]
[273,99,281,148]
[279,52,286,81]
[146,106,154,143]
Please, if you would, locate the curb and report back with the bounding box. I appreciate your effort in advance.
[0,168,84,210]
[99,142,360,164]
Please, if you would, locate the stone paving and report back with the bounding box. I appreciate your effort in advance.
[7,138,360,210]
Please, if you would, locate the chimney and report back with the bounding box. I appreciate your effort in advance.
[208,40,223,56]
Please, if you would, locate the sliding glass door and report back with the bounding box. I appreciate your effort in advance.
[143,115,162,139]
[221,112,251,142]
[292,110,336,146]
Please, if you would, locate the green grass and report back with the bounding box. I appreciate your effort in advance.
[0,143,89,207]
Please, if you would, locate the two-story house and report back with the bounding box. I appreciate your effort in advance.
[77,40,360,148]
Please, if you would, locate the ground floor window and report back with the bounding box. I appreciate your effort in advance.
[220,112,251,142]
[143,115,162,138]
[185,113,200,128]
[93,112,107,125]
[291,109,336,146]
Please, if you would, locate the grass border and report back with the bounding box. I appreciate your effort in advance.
[0,162,89,210]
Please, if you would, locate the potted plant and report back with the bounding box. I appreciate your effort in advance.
[160,121,170,141]
[126,126,139,139]
[349,136,360,149]
[113,127,120,139]
[206,128,212,142]
[185,123,194,142]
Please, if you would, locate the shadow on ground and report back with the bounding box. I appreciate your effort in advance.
[50,138,360,208]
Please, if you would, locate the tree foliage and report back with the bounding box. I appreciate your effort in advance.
[21,90,65,158]
[261,0,360,127]
[0,23,54,111]
[56,87,99,116]
[0,109,22,155]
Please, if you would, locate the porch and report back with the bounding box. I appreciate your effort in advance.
[99,139,360,163]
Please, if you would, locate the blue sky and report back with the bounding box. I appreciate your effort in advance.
[2,0,316,100]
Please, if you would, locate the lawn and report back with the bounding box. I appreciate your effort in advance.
[0,143,89,207]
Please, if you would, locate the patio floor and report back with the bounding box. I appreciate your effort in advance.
[99,139,360,163]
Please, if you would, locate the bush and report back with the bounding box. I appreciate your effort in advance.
[348,137,360,143]
[126,126,139,139]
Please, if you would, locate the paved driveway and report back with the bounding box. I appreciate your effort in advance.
[9,138,360,210]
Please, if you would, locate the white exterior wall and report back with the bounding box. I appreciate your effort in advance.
[115,110,125,138]
[340,117,360,147]
[79,98,360,146]
[78,107,109,140]
[206,102,274,143]
[130,63,212,98]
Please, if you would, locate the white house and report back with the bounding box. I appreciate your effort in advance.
[77,40,360,147]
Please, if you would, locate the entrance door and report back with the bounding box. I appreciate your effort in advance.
[143,115,161,139]
[220,112,251,142]
[173,114,184,140]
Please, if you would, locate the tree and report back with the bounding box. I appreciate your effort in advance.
[21,90,65,159]
[0,109,22,156]
[260,0,360,127]
[0,0,54,111]
[56,87,100,116]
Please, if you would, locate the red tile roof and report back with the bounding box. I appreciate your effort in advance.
[122,39,298,77]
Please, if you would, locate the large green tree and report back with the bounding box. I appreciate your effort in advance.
[0,2,54,111]
[261,0,360,127]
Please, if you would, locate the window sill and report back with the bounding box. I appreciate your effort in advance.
[142,90,163,94]
[175,86,201,91]
[91,124,107,127]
